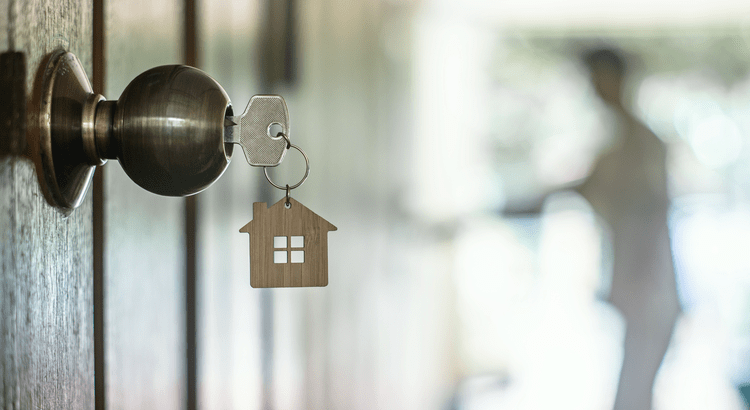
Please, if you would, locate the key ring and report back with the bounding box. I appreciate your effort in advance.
[263,132,310,190]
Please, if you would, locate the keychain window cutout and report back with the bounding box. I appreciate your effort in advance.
[272,235,305,264]
[274,236,287,248]
[274,251,287,264]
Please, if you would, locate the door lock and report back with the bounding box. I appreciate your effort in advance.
[35,50,291,212]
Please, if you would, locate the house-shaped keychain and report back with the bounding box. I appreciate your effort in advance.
[240,197,337,288]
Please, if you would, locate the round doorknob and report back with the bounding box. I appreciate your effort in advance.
[37,50,236,211]
[100,65,233,196]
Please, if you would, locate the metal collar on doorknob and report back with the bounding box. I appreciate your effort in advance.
[37,50,292,212]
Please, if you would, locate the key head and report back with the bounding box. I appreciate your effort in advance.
[237,95,290,166]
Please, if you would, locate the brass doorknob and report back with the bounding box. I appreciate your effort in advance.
[36,50,281,212]
[95,64,233,197]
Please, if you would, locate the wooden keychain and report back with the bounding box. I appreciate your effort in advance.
[239,134,337,288]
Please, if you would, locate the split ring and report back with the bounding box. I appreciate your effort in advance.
[263,142,310,190]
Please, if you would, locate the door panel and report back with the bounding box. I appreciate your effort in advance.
[1,0,94,408]
[102,1,185,408]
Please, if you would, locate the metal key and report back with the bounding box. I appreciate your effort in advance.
[224,95,290,167]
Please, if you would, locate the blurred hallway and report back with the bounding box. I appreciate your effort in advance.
[194,1,750,409]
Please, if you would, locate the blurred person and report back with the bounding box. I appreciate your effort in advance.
[505,48,681,410]
[579,48,680,410]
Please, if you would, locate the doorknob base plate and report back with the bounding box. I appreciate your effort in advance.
[38,50,102,211]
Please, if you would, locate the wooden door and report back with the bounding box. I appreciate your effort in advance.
[2,1,280,408]
[1,0,188,408]
[0,0,95,408]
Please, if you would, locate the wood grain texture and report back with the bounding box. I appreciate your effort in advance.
[0,52,26,156]
[92,2,105,408]
[102,0,185,408]
[1,0,94,408]
[240,198,336,288]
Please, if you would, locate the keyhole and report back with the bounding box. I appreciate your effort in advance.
[268,123,284,139]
